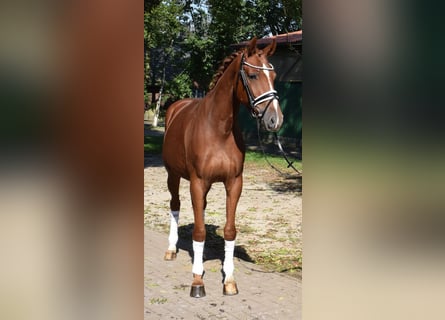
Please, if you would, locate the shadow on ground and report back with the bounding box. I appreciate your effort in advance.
[144,153,163,168]
[269,175,302,194]
[177,223,254,264]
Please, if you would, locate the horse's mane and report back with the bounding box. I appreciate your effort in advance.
[208,50,244,91]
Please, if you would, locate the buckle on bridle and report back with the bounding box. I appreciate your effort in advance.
[251,95,278,119]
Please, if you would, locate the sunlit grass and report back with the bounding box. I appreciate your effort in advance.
[245,150,302,171]
[143,134,302,172]
[144,135,163,153]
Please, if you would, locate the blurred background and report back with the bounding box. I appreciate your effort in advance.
[0,1,141,319]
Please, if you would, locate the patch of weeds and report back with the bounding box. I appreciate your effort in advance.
[173,284,189,290]
[263,230,279,240]
[155,223,168,231]
[206,211,219,217]
[287,237,300,244]
[146,283,159,288]
[208,266,219,273]
[274,216,288,224]
[296,252,303,267]
[253,248,302,273]
[276,237,292,243]
[238,225,256,234]
[149,297,168,304]
[247,239,259,245]
[247,207,257,212]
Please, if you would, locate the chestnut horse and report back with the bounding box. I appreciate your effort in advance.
[162,38,283,298]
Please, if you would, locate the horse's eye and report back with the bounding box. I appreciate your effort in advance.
[248,74,258,80]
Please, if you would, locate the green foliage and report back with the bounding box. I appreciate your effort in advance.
[145,0,183,50]
[144,0,161,12]
[183,35,215,88]
[144,0,187,100]
[145,0,303,99]
[165,73,193,100]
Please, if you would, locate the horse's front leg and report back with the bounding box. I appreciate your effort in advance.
[189,177,210,298]
[222,175,242,295]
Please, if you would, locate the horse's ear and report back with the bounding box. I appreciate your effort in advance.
[263,39,276,57]
[247,37,257,56]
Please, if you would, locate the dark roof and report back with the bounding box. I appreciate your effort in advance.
[231,30,302,49]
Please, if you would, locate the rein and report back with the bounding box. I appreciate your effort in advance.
[256,120,301,175]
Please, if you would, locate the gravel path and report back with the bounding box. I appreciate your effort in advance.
[144,123,303,317]
[144,149,302,275]
[145,228,302,319]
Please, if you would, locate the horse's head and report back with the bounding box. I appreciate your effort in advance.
[236,37,284,132]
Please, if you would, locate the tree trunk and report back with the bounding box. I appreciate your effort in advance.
[152,61,166,127]
[152,87,162,127]
[152,40,173,127]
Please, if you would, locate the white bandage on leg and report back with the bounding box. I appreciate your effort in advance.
[223,240,235,281]
[168,211,179,251]
[192,240,205,275]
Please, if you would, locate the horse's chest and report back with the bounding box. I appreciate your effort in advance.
[194,150,243,180]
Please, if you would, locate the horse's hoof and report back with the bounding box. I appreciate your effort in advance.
[190,285,206,298]
[223,281,239,296]
[164,250,177,260]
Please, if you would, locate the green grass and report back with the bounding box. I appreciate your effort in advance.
[144,135,163,153]
[143,134,302,172]
[149,297,168,304]
[245,150,302,171]
[255,248,302,273]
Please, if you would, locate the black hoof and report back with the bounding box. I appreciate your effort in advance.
[190,285,206,298]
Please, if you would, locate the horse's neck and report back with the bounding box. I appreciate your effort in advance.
[202,63,240,134]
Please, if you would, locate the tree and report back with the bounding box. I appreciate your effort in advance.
[144,0,303,121]
[145,0,186,126]
[145,0,161,12]
[206,0,302,85]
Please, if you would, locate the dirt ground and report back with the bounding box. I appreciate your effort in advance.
[144,127,302,277]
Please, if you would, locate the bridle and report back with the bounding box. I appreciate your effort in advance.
[238,53,301,175]
[238,53,279,119]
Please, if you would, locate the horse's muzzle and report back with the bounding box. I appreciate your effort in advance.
[262,103,283,132]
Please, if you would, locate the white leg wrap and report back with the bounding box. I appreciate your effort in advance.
[223,240,235,281]
[192,240,205,275]
[168,211,179,251]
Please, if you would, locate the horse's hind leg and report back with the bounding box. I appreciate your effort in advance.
[164,173,180,261]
